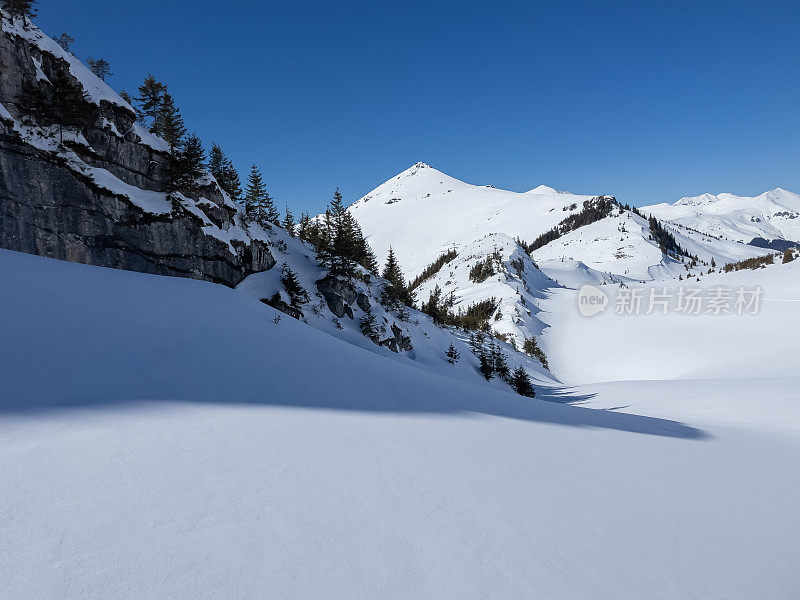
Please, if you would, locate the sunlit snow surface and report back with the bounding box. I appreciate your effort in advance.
[1,249,799,600]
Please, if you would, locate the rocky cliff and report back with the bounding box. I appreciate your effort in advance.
[0,10,274,286]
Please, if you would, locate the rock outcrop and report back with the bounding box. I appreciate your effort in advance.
[0,12,274,287]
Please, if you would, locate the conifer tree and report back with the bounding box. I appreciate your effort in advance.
[54,33,73,52]
[223,159,242,202]
[244,164,266,222]
[158,92,185,150]
[282,205,296,236]
[21,71,93,144]
[118,89,132,104]
[478,344,494,380]
[87,57,111,81]
[491,342,510,380]
[264,192,280,226]
[2,0,37,19]
[209,142,241,200]
[445,343,460,365]
[135,74,166,129]
[510,366,536,397]
[280,263,309,307]
[381,247,412,309]
[297,212,312,241]
[359,304,379,341]
[421,285,445,324]
[167,133,205,193]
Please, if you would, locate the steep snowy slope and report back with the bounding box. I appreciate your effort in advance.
[413,233,556,349]
[2,249,800,600]
[235,228,556,387]
[349,162,594,276]
[644,188,800,245]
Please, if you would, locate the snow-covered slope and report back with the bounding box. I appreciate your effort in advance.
[349,162,595,276]
[413,233,556,349]
[644,188,800,245]
[3,248,800,600]
[235,228,556,388]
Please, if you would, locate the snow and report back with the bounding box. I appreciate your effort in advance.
[539,258,800,384]
[348,162,595,276]
[2,248,800,599]
[0,101,12,122]
[1,11,134,113]
[644,188,800,244]
[132,122,171,152]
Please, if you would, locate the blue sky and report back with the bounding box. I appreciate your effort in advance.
[36,0,799,213]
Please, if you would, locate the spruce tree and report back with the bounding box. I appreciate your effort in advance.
[297,212,311,241]
[282,205,296,236]
[168,133,205,193]
[510,366,535,397]
[445,343,460,365]
[158,92,185,150]
[223,159,242,202]
[118,89,132,104]
[21,71,93,144]
[2,0,36,19]
[359,304,379,341]
[54,33,73,52]
[264,192,280,226]
[381,247,410,309]
[491,342,510,380]
[280,262,309,307]
[87,57,112,82]
[244,164,266,222]
[135,74,166,130]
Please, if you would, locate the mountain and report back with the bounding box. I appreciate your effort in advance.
[348,162,596,277]
[643,188,800,246]
[350,163,772,347]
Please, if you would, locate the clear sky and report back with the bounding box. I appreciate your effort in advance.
[34,0,800,214]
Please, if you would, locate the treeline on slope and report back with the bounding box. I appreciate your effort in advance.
[408,248,458,290]
[519,196,616,253]
[621,204,697,260]
[723,253,776,272]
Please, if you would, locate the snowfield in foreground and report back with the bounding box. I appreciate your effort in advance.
[1,249,799,599]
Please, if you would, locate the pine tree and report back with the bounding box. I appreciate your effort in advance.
[445,343,460,365]
[282,205,296,236]
[223,159,242,202]
[244,164,266,222]
[522,336,549,371]
[21,70,94,144]
[2,0,37,19]
[118,89,132,104]
[491,342,510,380]
[421,285,445,324]
[209,142,241,200]
[280,262,309,307]
[87,57,112,82]
[510,366,536,397]
[328,189,357,278]
[359,304,379,341]
[297,212,312,241]
[381,247,410,309]
[168,133,205,193]
[264,192,280,226]
[54,33,73,52]
[158,92,185,150]
[136,75,166,130]
[477,342,494,380]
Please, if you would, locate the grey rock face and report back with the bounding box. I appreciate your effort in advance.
[356,293,371,312]
[316,275,357,319]
[0,20,274,287]
[380,323,413,353]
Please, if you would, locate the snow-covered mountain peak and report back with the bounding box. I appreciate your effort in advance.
[526,185,560,195]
